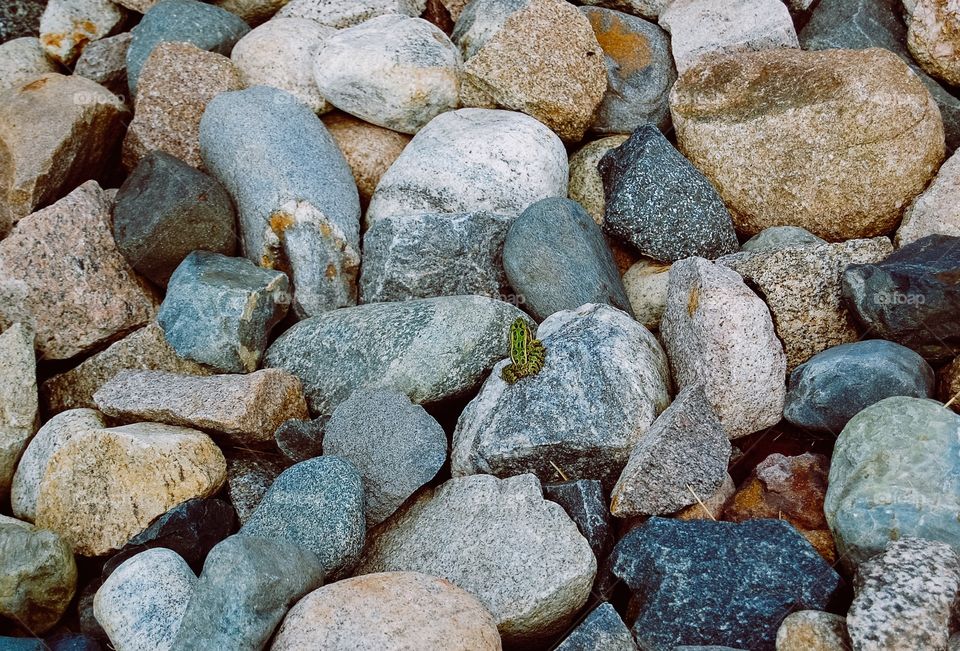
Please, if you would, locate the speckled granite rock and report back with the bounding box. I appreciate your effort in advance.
[322,112,410,206]
[579,0,670,20]
[555,602,636,651]
[0,323,37,501]
[73,32,131,98]
[568,135,629,225]
[224,451,289,525]
[675,473,735,520]
[897,150,960,246]
[0,37,56,90]
[776,610,851,651]
[274,417,325,463]
[38,0,125,66]
[0,182,157,360]
[543,480,615,561]
[277,0,424,28]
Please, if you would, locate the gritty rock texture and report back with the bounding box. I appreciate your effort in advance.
[452,303,671,489]
[358,474,596,645]
[38,0,125,66]
[0,73,127,232]
[675,473,735,521]
[0,323,37,500]
[581,6,675,134]
[622,258,670,330]
[94,369,309,446]
[848,538,960,650]
[366,108,567,225]
[670,48,945,240]
[599,125,738,262]
[0,2,45,43]
[542,479,615,561]
[324,389,447,526]
[34,422,227,556]
[898,150,960,246]
[277,0,424,28]
[661,257,786,438]
[906,0,960,87]
[224,450,289,525]
[610,385,730,517]
[272,572,502,650]
[231,18,334,115]
[322,112,410,205]
[776,610,851,651]
[360,211,513,303]
[0,182,157,360]
[200,86,361,318]
[123,42,244,171]
[741,225,826,252]
[567,135,629,225]
[158,251,291,374]
[555,602,637,651]
[580,0,670,20]
[265,295,527,417]
[73,32,131,97]
[274,417,325,463]
[0,37,56,91]
[93,549,196,651]
[720,237,894,370]
[825,397,960,568]
[502,198,631,321]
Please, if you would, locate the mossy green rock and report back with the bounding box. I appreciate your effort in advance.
[824,396,960,569]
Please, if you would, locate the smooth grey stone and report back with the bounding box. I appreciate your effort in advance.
[274,416,326,463]
[359,211,514,304]
[324,389,447,527]
[264,295,528,417]
[113,151,237,287]
[503,197,632,321]
[171,535,324,651]
[452,303,671,490]
[126,0,249,94]
[581,6,676,135]
[200,85,361,318]
[824,396,960,569]
[799,0,960,152]
[543,479,615,561]
[555,602,637,651]
[599,125,738,262]
[240,456,365,578]
[784,339,935,435]
[740,225,826,252]
[157,251,291,373]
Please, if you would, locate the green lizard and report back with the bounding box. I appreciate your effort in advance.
[501,317,546,384]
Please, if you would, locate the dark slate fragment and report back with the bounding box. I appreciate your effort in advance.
[543,479,615,562]
[45,633,104,651]
[0,0,43,43]
[274,416,326,463]
[555,602,637,651]
[598,125,738,263]
[225,449,291,525]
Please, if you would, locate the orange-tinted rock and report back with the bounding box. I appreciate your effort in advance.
[323,112,411,206]
[906,0,960,87]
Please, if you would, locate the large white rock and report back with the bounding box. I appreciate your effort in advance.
[278,0,425,28]
[0,323,37,501]
[39,0,126,66]
[366,108,567,226]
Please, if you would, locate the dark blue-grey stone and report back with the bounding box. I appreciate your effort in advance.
[799,0,960,152]
[608,517,842,650]
[784,339,935,435]
[0,637,44,650]
[841,234,960,362]
[240,456,365,578]
[171,534,324,651]
[543,479,615,561]
[113,151,237,287]
[44,634,103,651]
[158,250,291,373]
[740,226,826,253]
[555,602,637,651]
[200,86,361,318]
[126,0,249,94]
[503,197,632,321]
[274,416,326,463]
[598,125,738,263]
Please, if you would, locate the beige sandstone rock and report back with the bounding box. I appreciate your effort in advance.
[0,38,57,91]
[0,323,37,502]
[906,0,960,87]
[622,258,670,330]
[896,149,960,246]
[323,112,411,205]
[776,610,851,651]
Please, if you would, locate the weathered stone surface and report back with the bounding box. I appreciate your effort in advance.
[0,37,56,91]
[555,602,637,651]
[41,324,211,415]
[224,450,288,525]
[274,417,325,463]
[503,198,631,321]
[367,108,567,225]
[0,323,36,501]
[675,473,735,520]
[200,86,361,318]
[323,112,410,205]
[599,125,738,263]
[126,0,249,95]
[277,0,424,27]
[898,150,960,246]
[0,182,157,360]
[241,456,366,577]
[231,18,334,115]
[39,0,124,66]
[73,32,130,97]
[609,518,842,650]
[0,515,77,634]
[358,474,596,644]
[720,237,894,370]
[784,340,935,435]
[359,210,513,303]
[158,251,291,374]
[658,0,797,74]
[265,295,527,417]
[171,535,324,651]
[776,610,851,651]
[906,0,960,87]
[582,6,675,134]
[661,257,786,438]
[207,0,285,24]
[114,151,237,287]
[580,0,670,20]
[35,422,226,556]
[458,0,606,141]
[825,397,960,568]
[272,571,501,650]
[842,235,960,361]
[741,225,826,253]
[670,48,945,240]
[0,73,127,232]
[94,369,308,446]
[543,480,615,561]
[123,43,244,171]
[452,303,671,489]
[622,258,669,330]
[611,385,729,518]
[94,548,196,651]
[568,135,629,225]
[0,2,45,43]
[314,15,460,134]
[324,389,446,527]
[848,538,960,650]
